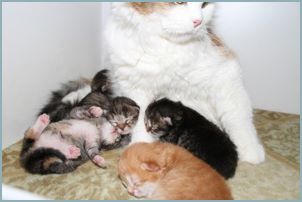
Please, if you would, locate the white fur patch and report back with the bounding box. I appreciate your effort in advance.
[62,85,91,104]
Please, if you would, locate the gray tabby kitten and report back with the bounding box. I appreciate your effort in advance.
[20,96,139,174]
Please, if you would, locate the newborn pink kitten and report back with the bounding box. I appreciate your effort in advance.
[20,106,119,174]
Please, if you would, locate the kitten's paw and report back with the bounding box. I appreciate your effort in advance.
[239,143,265,164]
[89,106,103,118]
[93,155,106,168]
[38,114,50,126]
[33,114,50,133]
[67,145,81,159]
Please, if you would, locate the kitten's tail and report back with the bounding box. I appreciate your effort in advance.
[38,78,91,122]
[20,148,80,174]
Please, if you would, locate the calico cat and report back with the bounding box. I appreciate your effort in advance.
[39,69,110,122]
[118,142,233,200]
[105,2,265,164]
[144,98,238,179]
[20,97,139,174]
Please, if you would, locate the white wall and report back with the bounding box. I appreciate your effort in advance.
[2,2,103,148]
[214,2,300,114]
[2,2,300,148]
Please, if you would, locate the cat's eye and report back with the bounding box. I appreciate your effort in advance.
[174,2,186,5]
[202,2,209,8]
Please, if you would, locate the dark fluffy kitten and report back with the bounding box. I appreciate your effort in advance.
[39,69,110,122]
[144,98,238,179]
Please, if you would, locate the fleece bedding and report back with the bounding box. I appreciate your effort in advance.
[2,109,300,199]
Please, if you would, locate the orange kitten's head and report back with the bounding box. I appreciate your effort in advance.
[118,142,174,198]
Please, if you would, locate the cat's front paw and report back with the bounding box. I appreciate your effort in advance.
[239,143,265,164]
[93,155,106,168]
[89,106,103,118]
[67,145,81,159]
[129,132,155,145]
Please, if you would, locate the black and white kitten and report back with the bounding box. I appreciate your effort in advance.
[144,98,238,179]
[20,97,139,174]
[38,69,110,122]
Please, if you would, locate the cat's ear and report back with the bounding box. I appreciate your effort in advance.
[202,3,216,25]
[162,117,172,126]
[141,161,160,172]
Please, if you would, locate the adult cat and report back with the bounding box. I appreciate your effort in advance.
[104,2,265,163]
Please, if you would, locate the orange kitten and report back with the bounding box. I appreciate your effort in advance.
[118,142,233,200]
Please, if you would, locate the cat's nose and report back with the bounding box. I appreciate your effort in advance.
[193,19,202,28]
[117,123,126,130]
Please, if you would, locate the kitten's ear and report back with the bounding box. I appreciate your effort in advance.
[162,117,172,126]
[101,81,111,92]
[141,161,160,172]
[203,3,216,25]
[174,110,183,122]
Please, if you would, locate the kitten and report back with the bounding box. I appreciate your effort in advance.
[38,69,110,122]
[118,142,233,200]
[144,98,238,179]
[105,97,140,135]
[105,2,265,163]
[20,107,116,174]
[71,96,140,149]
[20,97,139,174]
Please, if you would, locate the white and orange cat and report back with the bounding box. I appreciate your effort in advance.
[104,2,265,164]
[118,142,233,200]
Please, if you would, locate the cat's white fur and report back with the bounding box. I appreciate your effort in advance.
[104,2,265,163]
[62,85,91,105]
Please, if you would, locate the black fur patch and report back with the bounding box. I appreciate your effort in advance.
[145,98,238,179]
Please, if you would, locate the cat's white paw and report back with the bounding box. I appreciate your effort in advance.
[130,132,155,145]
[238,143,265,164]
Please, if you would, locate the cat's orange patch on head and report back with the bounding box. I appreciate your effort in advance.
[128,2,174,15]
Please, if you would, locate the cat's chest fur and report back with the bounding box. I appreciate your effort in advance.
[108,27,220,90]
[106,21,234,125]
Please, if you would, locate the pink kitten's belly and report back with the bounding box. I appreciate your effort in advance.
[34,120,100,155]
[60,120,100,141]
